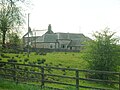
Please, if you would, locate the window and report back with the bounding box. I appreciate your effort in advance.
[61,44,65,48]
[50,45,52,48]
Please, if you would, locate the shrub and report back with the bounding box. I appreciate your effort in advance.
[82,28,120,80]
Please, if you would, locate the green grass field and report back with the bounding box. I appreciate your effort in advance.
[0,52,118,90]
[0,78,46,90]
[0,52,88,69]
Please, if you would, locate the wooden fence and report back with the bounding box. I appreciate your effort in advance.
[0,61,120,90]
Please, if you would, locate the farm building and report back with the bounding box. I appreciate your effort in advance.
[23,24,91,51]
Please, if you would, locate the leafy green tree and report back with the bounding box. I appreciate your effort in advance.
[82,27,120,80]
[9,32,21,46]
[0,0,24,48]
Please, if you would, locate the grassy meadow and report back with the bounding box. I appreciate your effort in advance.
[0,52,88,69]
[0,52,118,90]
[0,78,49,90]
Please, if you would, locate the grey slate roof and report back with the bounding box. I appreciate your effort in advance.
[58,33,69,39]
[44,34,58,42]
[57,33,85,40]
[33,32,90,47]
[68,40,84,47]
[69,34,85,40]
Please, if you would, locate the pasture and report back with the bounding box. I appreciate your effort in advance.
[0,52,119,89]
[0,52,87,69]
[0,78,43,90]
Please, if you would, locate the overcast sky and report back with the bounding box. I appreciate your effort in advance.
[26,0,120,38]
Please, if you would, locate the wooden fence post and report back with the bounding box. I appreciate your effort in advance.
[76,70,79,90]
[13,63,16,82]
[41,67,45,88]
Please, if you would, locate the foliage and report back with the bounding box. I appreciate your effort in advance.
[0,0,24,48]
[82,28,120,80]
[8,32,21,47]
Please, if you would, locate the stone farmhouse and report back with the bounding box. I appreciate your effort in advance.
[23,24,91,51]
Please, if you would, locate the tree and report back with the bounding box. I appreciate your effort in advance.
[0,0,24,48]
[82,27,120,80]
[9,32,21,45]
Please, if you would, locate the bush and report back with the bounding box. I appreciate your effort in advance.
[82,28,120,80]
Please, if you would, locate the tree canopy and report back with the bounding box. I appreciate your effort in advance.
[82,27,120,80]
[0,0,25,48]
